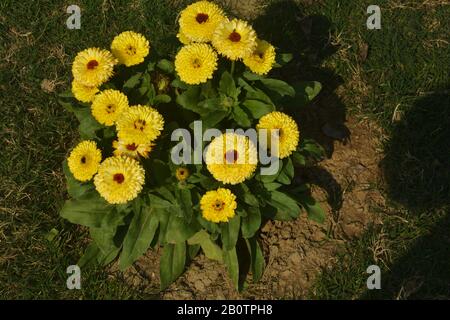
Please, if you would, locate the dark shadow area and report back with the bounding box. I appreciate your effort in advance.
[253,0,350,158]
[361,92,450,299]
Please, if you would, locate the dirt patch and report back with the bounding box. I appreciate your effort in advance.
[120,116,385,299]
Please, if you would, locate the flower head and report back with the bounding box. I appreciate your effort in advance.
[94,156,145,204]
[175,167,190,181]
[91,89,129,126]
[257,111,300,159]
[72,48,117,87]
[71,80,99,103]
[212,19,257,60]
[179,1,226,42]
[175,43,218,85]
[200,188,237,223]
[67,140,102,182]
[177,30,192,45]
[205,132,258,185]
[111,31,150,67]
[113,139,153,159]
[243,39,276,75]
[116,105,164,144]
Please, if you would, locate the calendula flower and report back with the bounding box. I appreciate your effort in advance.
[243,39,276,75]
[112,139,153,159]
[72,48,117,87]
[67,140,102,182]
[205,132,258,185]
[116,105,164,144]
[175,43,218,85]
[175,167,190,181]
[200,188,237,223]
[179,1,226,42]
[71,80,99,103]
[177,30,192,45]
[91,89,129,126]
[111,31,150,67]
[257,111,300,159]
[94,156,145,204]
[212,18,257,60]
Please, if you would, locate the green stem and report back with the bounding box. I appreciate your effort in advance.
[230,60,235,76]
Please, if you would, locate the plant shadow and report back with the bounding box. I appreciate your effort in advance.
[253,0,350,158]
[362,92,450,299]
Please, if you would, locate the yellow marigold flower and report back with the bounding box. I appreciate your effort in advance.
[179,1,226,42]
[111,31,150,67]
[243,39,276,75]
[91,89,129,126]
[205,132,258,185]
[116,105,164,144]
[67,140,102,182]
[177,30,192,45]
[200,188,237,223]
[94,156,145,204]
[212,18,257,60]
[175,167,190,181]
[175,43,218,85]
[112,139,153,159]
[71,80,99,103]
[257,111,300,159]
[72,48,117,87]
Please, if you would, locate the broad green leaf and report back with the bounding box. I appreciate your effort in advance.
[219,71,236,97]
[243,71,264,81]
[223,247,239,291]
[292,151,306,166]
[154,94,171,105]
[246,88,274,105]
[290,81,322,107]
[276,157,294,185]
[241,207,261,239]
[160,242,186,290]
[260,78,295,97]
[165,215,198,244]
[232,105,251,127]
[157,59,174,74]
[60,192,112,228]
[62,160,94,199]
[188,230,223,262]
[118,205,159,270]
[176,86,203,114]
[245,238,265,282]
[242,99,274,119]
[90,228,121,266]
[301,139,326,160]
[220,215,240,250]
[156,208,170,245]
[298,195,326,223]
[267,190,300,220]
[175,188,193,220]
[277,53,293,65]
[203,110,229,127]
[78,243,101,268]
[123,72,142,91]
[263,182,282,191]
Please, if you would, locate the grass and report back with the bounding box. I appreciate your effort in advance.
[1,0,449,299]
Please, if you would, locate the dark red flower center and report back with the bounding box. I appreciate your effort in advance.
[87,60,99,70]
[228,31,241,42]
[126,143,138,151]
[113,173,125,184]
[224,149,239,164]
[80,156,86,164]
[196,13,209,24]
[213,200,225,211]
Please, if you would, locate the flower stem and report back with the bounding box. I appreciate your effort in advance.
[230,60,235,76]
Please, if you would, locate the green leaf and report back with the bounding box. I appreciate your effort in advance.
[242,99,274,119]
[219,71,236,97]
[278,53,293,65]
[165,214,198,244]
[118,205,159,270]
[62,160,93,199]
[223,247,239,291]
[245,238,265,282]
[123,72,142,91]
[154,94,171,105]
[276,157,294,185]
[90,228,120,266]
[267,190,300,220]
[260,78,295,97]
[60,192,112,228]
[243,71,264,81]
[188,230,223,262]
[160,242,186,290]
[74,108,103,139]
[221,215,240,250]
[78,243,101,268]
[157,59,174,74]
[203,110,229,127]
[291,81,322,107]
[175,188,193,220]
[292,151,306,166]
[176,86,207,115]
[298,195,326,223]
[241,207,261,239]
[301,139,326,160]
[263,182,282,191]
[232,105,251,127]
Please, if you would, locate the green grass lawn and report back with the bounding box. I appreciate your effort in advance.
[1,0,449,299]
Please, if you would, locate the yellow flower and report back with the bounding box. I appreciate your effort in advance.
[67,140,102,182]
[205,132,258,185]
[257,112,300,159]
[175,167,190,181]
[243,39,276,75]
[200,188,237,223]
[112,139,153,159]
[111,31,150,67]
[91,89,129,126]
[212,18,257,60]
[71,80,99,103]
[175,43,218,85]
[177,30,192,45]
[179,1,226,42]
[94,156,145,204]
[116,105,164,144]
[72,48,117,87]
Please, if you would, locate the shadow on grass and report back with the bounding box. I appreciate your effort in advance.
[253,0,349,158]
[362,92,450,299]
